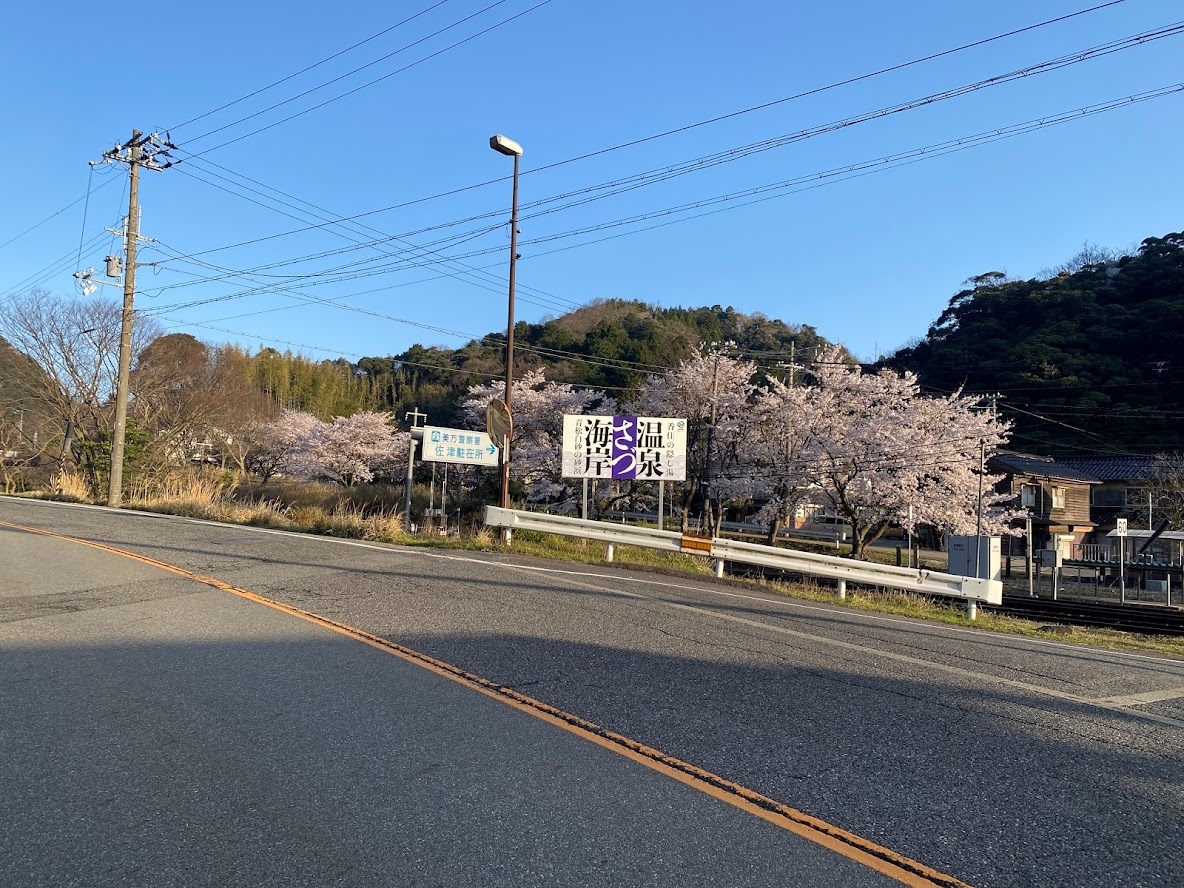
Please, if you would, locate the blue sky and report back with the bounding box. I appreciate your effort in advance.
[2,0,1181,364]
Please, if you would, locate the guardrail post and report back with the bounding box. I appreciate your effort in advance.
[836,579,846,600]
[714,558,725,578]
[606,543,615,563]
[966,599,977,621]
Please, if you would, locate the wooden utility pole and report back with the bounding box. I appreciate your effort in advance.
[775,342,799,387]
[89,130,174,507]
[107,131,142,507]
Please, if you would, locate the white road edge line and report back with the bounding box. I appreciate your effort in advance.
[1095,686,1184,707]
[481,561,1184,729]
[7,496,1184,671]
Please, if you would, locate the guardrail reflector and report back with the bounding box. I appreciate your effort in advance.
[681,534,713,554]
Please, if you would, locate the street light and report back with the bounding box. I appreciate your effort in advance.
[489,134,522,512]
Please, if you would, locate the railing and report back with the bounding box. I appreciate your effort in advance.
[602,510,851,545]
[485,507,1001,615]
[1075,543,1112,562]
[487,507,686,553]
[709,537,1000,605]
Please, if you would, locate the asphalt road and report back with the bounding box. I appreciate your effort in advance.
[3,497,1183,887]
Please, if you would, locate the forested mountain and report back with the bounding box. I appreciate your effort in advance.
[272,300,836,424]
[8,233,1181,464]
[0,334,56,437]
[0,336,41,408]
[885,232,1184,453]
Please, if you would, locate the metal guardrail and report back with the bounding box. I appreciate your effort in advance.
[603,511,850,544]
[486,506,685,553]
[485,507,1001,613]
[710,537,1000,605]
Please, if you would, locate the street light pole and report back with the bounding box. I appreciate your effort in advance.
[490,134,522,512]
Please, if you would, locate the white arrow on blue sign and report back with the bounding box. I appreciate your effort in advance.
[420,426,501,466]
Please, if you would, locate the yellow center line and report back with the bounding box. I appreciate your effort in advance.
[0,518,973,888]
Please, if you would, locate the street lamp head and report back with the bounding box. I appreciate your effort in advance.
[489,134,523,157]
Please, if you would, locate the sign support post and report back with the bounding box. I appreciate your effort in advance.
[1117,517,1128,604]
[403,407,427,533]
[404,437,416,532]
[1026,518,1035,597]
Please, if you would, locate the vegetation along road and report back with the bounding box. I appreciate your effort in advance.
[3,497,1183,887]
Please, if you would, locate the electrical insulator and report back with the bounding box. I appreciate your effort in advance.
[105,256,123,278]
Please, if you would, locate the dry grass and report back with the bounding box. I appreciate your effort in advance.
[120,477,416,544]
[234,480,407,516]
[51,471,92,502]
[126,475,227,512]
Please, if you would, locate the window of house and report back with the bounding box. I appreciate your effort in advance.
[1051,486,1065,509]
[1021,484,1039,508]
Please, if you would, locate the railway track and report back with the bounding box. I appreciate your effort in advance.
[985,596,1184,636]
[725,561,1184,637]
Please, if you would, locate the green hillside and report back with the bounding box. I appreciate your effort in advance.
[347,300,838,424]
[885,232,1184,454]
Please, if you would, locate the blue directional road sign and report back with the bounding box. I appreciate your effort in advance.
[421,426,500,466]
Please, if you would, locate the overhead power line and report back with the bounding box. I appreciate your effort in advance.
[158,20,1184,271]
[168,0,456,132]
[0,174,121,256]
[0,0,1132,286]
[180,0,510,144]
[1,231,111,300]
[508,23,1184,222]
[520,84,1184,260]
[140,243,685,378]
[145,81,1182,314]
[180,0,556,158]
[172,155,579,312]
[521,0,1133,178]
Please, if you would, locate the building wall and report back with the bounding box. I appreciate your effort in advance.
[1006,474,1093,526]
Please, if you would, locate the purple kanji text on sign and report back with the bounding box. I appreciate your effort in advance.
[610,415,638,479]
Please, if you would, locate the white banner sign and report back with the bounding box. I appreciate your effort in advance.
[421,426,500,466]
[561,415,687,481]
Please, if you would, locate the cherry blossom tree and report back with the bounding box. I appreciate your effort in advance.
[734,348,1015,558]
[723,377,816,544]
[632,344,757,532]
[243,409,322,482]
[246,409,407,486]
[461,368,614,509]
[302,411,407,486]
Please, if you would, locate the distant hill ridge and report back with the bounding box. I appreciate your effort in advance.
[884,232,1184,452]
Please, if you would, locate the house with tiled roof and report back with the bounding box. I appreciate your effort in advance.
[1056,455,1168,533]
[987,453,1100,551]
